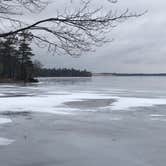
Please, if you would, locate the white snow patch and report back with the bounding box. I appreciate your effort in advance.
[110,97,166,110]
[150,114,166,117]
[0,92,111,115]
[0,118,12,124]
[0,137,14,146]
[1,90,166,114]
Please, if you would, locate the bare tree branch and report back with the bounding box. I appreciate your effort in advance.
[0,0,146,56]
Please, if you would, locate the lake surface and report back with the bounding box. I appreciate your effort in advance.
[0,76,166,166]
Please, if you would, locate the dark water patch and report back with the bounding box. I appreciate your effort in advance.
[64,99,116,109]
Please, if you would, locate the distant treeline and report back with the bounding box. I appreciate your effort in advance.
[37,68,92,77]
[94,73,166,76]
[112,73,166,76]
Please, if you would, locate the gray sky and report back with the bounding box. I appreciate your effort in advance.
[34,0,166,73]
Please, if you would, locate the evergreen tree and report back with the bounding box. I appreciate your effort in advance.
[18,31,34,81]
[0,35,18,79]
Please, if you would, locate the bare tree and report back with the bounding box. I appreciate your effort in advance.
[0,0,144,56]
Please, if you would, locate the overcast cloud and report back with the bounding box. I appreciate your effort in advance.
[34,0,166,73]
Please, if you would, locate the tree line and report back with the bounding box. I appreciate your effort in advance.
[36,68,92,77]
[0,31,38,82]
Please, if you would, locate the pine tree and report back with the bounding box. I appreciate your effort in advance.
[18,31,34,81]
[0,35,18,79]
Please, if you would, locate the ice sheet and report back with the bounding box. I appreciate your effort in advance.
[1,89,166,114]
[0,92,111,114]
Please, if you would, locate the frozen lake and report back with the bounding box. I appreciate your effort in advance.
[0,76,166,166]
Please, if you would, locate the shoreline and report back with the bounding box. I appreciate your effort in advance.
[0,78,39,84]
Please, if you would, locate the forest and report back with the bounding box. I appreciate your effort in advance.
[37,68,92,77]
[0,31,37,82]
